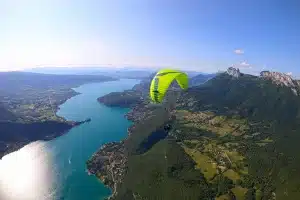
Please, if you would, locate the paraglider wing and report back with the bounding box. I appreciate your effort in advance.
[150,69,188,103]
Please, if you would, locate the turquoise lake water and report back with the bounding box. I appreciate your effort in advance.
[0,79,140,200]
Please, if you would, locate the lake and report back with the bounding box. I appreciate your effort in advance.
[0,79,140,200]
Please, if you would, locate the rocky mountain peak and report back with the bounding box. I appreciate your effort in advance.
[227,67,241,78]
[260,71,299,95]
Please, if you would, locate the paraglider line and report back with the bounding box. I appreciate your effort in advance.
[153,78,159,102]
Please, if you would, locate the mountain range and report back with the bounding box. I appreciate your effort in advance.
[88,67,300,200]
[25,67,213,80]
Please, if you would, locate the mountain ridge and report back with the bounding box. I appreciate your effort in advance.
[88,68,300,200]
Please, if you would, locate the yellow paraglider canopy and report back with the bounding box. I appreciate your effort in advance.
[150,69,188,103]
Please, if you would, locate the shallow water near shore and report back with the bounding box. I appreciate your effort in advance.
[0,79,140,200]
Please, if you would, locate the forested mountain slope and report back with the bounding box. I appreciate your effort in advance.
[176,71,300,199]
[88,69,300,200]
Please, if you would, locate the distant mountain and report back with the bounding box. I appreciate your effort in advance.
[189,73,216,87]
[25,67,156,79]
[25,67,117,74]
[25,67,212,80]
[0,71,115,96]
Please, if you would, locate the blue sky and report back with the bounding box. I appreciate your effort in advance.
[1,0,299,74]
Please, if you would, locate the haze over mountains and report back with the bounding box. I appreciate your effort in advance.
[25,67,211,79]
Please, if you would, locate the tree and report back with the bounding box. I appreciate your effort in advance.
[216,176,234,196]
[245,188,256,200]
[228,190,237,200]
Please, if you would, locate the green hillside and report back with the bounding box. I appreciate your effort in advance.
[175,73,300,200]
[90,71,300,200]
[181,73,300,126]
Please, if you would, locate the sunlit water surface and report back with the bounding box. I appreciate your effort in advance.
[0,79,140,200]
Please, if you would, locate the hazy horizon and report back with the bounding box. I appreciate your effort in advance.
[1,1,299,75]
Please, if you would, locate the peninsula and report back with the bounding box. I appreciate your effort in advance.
[0,72,116,159]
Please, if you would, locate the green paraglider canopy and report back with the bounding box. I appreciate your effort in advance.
[150,69,188,103]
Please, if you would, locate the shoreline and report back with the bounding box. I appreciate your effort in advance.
[86,100,146,200]
[0,84,94,160]
[0,117,92,160]
[1,79,128,160]
[86,79,149,200]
